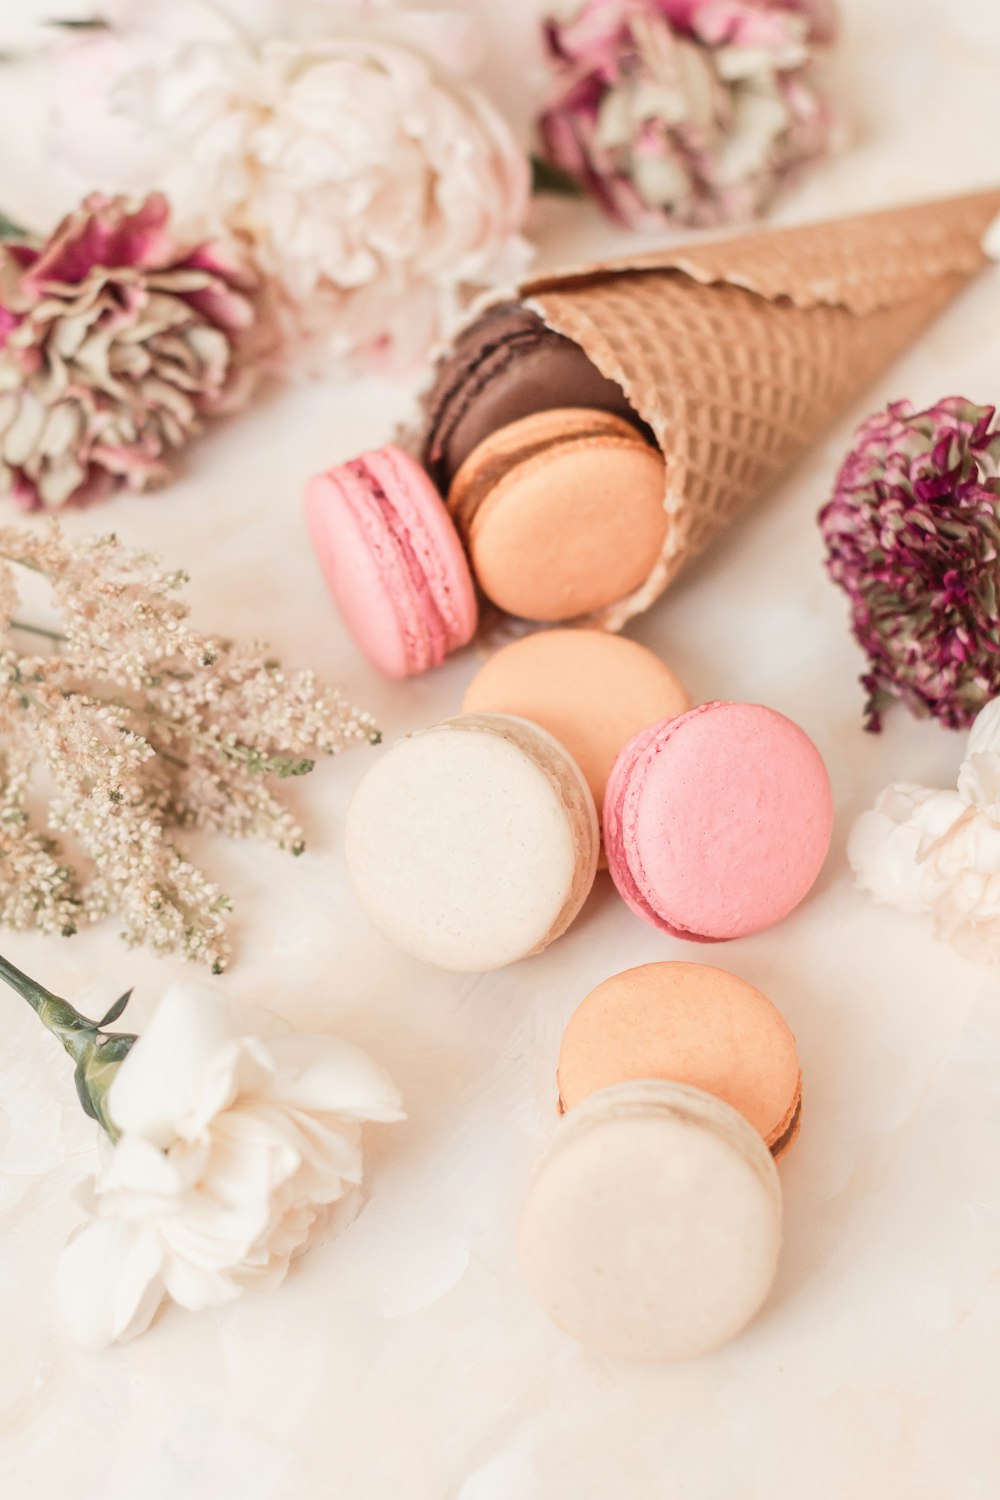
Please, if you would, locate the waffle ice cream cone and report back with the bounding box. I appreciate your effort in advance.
[424,188,1000,630]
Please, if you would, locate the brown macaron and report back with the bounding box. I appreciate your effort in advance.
[447,408,667,622]
[557,962,802,1161]
[421,303,647,488]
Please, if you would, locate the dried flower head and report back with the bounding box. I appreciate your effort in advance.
[820,397,1000,731]
[0,524,378,969]
[0,192,260,510]
[538,0,836,229]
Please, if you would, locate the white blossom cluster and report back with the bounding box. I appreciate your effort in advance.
[0,524,377,969]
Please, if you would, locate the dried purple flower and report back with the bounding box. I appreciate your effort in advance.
[820,397,1000,731]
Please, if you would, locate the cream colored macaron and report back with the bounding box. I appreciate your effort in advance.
[345,713,599,972]
[518,1080,782,1362]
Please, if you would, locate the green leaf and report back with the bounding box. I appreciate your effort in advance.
[74,1057,101,1122]
[79,1033,137,1141]
[0,210,29,242]
[97,988,132,1029]
[48,17,110,29]
[531,155,585,199]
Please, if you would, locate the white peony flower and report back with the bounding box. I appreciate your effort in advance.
[51,1,532,368]
[849,698,1000,961]
[56,984,404,1348]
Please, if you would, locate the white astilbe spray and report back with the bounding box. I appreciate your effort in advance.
[0,524,378,970]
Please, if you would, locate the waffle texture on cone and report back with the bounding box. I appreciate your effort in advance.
[423,188,1000,630]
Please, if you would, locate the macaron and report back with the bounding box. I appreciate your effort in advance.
[305,445,477,678]
[422,302,647,488]
[557,962,802,1159]
[448,408,667,622]
[345,713,599,971]
[518,1080,782,1362]
[605,702,833,941]
[462,629,691,819]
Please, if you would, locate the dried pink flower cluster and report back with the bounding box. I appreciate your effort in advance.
[0,193,260,510]
[0,525,378,968]
[820,397,1000,732]
[538,0,836,229]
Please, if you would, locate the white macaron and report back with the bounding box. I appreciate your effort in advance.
[345,713,599,972]
[518,1079,783,1361]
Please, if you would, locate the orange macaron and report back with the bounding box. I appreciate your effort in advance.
[447,408,667,622]
[463,628,690,820]
[557,962,802,1160]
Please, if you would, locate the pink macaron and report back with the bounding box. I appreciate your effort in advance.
[305,446,477,678]
[604,702,834,941]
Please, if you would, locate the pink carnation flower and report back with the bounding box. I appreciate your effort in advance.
[0,193,260,510]
[539,0,836,229]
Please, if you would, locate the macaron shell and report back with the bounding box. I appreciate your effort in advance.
[450,409,667,622]
[518,1080,782,1362]
[556,961,802,1156]
[463,630,690,814]
[345,713,598,971]
[305,466,422,679]
[605,702,834,941]
[364,448,478,654]
[423,304,645,485]
[305,447,476,680]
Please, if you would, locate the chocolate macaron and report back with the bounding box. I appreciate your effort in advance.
[423,303,647,488]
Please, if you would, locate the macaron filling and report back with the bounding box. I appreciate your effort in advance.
[768,1087,802,1160]
[557,1081,803,1161]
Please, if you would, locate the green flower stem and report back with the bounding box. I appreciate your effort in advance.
[9,619,67,643]
[0,953,135,1140]
[0,953,92,1059]
[530,155,585,198]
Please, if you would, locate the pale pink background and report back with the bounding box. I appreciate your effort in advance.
[2,2,1000,1496]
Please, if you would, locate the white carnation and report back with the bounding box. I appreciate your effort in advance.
[52,2,531,367]
[56,984,404,1347]
[849,699,1000,961]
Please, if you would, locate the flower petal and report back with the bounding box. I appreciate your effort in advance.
[57,1216,166,1348]
[250,1034,404,1122]
[108,985,239,1146]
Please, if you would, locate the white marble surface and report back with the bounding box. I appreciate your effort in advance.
[2,2,1000,1496]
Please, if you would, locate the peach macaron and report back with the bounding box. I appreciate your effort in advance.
[557,961,802,1159]
[447,408,667,621]
[462,629,690,822]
